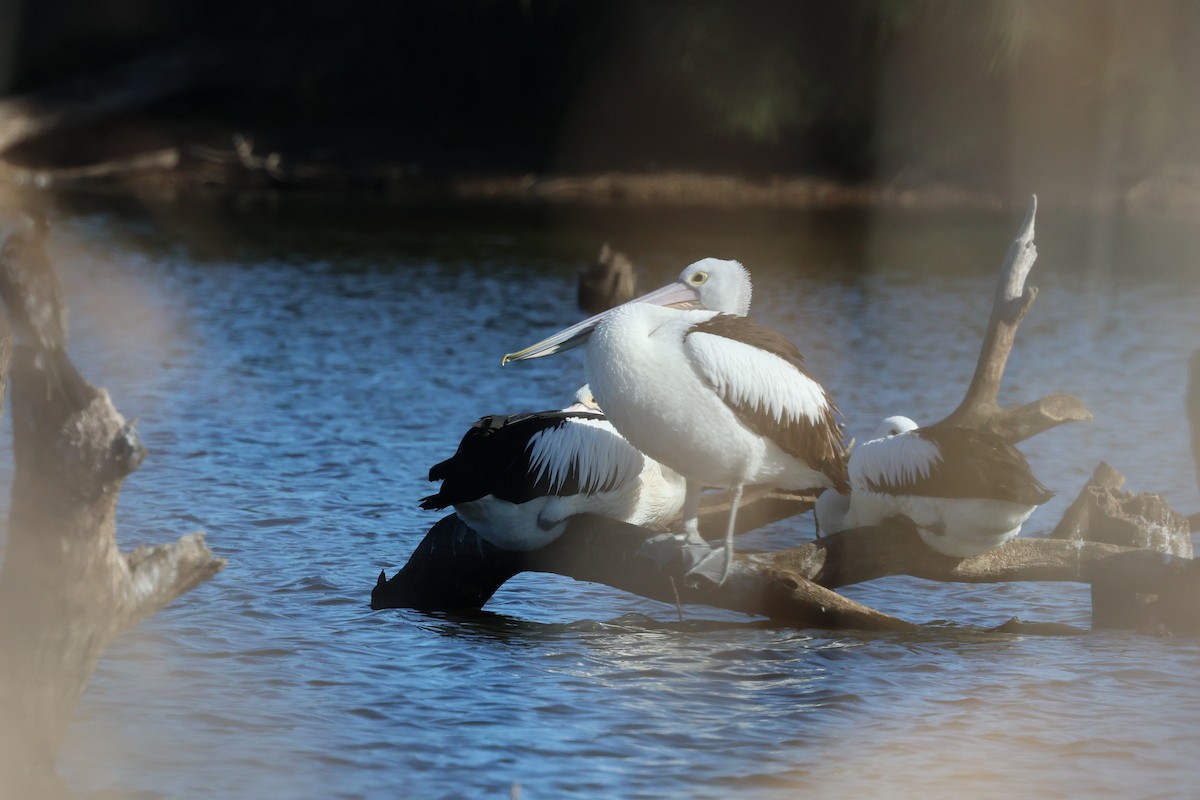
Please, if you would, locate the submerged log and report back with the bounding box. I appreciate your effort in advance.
[373,513,915,632]
[0,226,224,793]
[1039,453,1193,631]
[1048,461,1190,558]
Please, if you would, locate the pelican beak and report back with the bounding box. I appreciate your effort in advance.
[502,279,702,364]
[502,314,600,363]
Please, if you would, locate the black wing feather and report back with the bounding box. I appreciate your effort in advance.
[421,411,611,509]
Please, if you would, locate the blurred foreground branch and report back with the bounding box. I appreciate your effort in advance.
[0,222,224,795]
[1188,349,1200,529]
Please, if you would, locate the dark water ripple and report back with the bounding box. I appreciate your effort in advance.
[0,204,1195,798]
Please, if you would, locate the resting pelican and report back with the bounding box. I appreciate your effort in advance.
[815,416,1054,557]
[421,386,687,551]
[503,258,848,583]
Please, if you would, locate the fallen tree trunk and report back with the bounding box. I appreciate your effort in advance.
[0,239,224,792]
[373,513,916,632]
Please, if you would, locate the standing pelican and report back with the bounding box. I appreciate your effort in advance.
[503,259,848,583]
[815,416,1053,557]
[421,386,687,551]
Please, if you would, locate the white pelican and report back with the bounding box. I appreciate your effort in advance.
[503,259,848,583]
[421,386,687,551]
[815,416,1054,557]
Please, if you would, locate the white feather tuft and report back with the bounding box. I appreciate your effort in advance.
[850,431,942,491]
[526,416,643,495]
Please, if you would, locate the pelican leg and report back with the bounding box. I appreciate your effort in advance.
[640,481,712,574]
[682,483,741,587]
[681,481,702,539]
[719,484,743,584]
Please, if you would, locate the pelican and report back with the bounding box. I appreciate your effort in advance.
[815,416,1054,557]
[421,386,687,551]
[503,258,848,583]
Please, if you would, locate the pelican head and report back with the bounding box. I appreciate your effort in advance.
[503,257,751,364]
[563,384,602,413]
[874,416,919,438]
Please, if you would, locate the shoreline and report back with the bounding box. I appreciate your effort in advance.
[3,143,1200,216]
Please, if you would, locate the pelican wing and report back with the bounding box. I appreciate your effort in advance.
[421,411,641,509]
[857,426,1054,504]
[684,315,848,490]
[526,415,643,497]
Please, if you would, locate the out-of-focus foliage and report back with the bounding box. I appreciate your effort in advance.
[0,0,1197,188]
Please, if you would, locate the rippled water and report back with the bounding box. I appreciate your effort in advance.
[2,198,1199,798]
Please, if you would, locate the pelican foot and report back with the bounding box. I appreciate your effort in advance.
[637,531,713,572]
[682,547,731,588]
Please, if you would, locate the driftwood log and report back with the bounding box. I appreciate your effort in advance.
[374,196,1199,635]
[0,224,224,794]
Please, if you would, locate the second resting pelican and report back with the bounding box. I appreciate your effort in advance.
[815,416,1054,557]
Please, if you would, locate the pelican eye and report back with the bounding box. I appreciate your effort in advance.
[689,271,709,285]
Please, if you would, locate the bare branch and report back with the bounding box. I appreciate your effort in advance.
[936,195,1090,441]
[983,393,1094,444]
[124,532,226,626]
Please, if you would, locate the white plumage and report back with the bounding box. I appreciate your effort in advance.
[504,259,848,582]
[526,414,639,496]
[816,416,1054,557]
